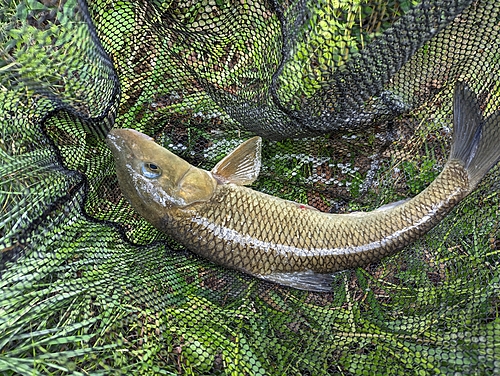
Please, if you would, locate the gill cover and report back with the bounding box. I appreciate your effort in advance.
[174,166,217,205]
[162,135,263,205]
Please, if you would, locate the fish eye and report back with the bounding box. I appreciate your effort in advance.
[142,162,162,178]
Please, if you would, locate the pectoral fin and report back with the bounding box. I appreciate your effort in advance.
[257,270,335,292]
[211,137,262,185]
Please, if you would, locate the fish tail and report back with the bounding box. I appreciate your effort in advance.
[450,83,500,190]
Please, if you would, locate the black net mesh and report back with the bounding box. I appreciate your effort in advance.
[1,0,500,374]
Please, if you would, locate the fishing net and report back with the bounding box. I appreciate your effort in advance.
[1,0,499,374]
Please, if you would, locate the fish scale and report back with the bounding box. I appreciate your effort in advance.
[162,160,468,278]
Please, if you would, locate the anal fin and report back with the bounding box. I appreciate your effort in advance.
[256,270,334,292]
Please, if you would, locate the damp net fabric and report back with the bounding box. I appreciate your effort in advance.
[1,0,499,374]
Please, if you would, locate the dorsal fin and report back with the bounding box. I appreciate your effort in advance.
[284,199,320,212]
[211,137,262,185]
[374,198,410,212]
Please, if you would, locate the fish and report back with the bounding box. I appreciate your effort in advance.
[106,83,500,292]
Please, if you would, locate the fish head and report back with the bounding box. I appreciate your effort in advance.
[106,129,217,218]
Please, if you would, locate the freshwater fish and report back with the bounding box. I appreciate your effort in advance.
[106,83,500,292]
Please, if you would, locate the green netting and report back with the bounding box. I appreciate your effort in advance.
[1,0,499,374]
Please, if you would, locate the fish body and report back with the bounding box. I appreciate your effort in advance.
[106,84,500,291]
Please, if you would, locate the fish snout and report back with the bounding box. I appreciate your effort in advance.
[105,130,128,155]
[106,128,154,154]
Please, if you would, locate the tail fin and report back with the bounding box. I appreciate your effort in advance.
[450,83,500,189]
